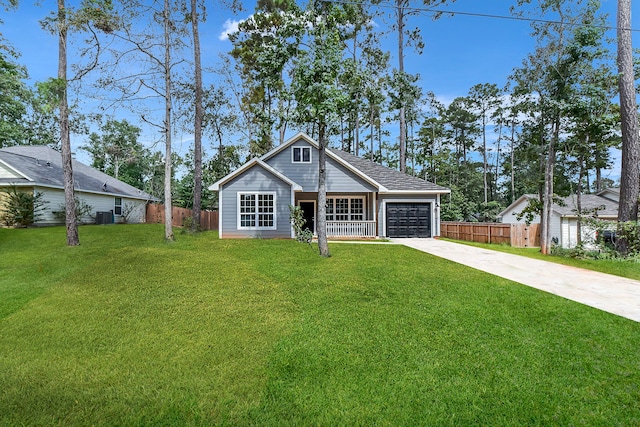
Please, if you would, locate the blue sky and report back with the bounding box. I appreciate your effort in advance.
[0,0,635,181]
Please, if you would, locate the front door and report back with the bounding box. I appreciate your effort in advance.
[299,201,316,234]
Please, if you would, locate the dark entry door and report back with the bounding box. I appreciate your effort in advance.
[386,203,431,238]
[299,202,315,234]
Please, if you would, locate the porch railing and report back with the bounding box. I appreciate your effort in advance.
[326,221,376,239]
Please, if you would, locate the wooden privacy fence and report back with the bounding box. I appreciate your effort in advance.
[146,203,218,230]
[441,222,540,248]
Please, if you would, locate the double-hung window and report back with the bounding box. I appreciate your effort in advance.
[292,146,311,163]
[325,197,364,221]
[238,192,276,230]
[114,197,122,215]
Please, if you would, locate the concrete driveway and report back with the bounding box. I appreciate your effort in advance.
[393,238,640,323]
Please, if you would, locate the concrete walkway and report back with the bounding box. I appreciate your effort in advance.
[393,238,640,323]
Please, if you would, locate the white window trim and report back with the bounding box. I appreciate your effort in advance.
[291,146,312,164]
[237,191,277,230]
[114,197,122,216]
[326,196,365,222]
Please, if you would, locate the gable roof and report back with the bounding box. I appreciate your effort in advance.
[555,194,618,217]
[208,158,303,191]
[0,146,154,200]
[498,193,618,220]
[240,132,449,194]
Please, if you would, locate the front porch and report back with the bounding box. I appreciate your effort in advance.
[296,192,378,239]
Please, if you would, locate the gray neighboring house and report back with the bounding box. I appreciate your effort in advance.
[209,133,450,239]
[0,145,155,225]
[498,188,620,248]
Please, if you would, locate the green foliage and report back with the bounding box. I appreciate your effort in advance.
[174,145,242,209]
[0,186,48,227]
[617,221,640,257]
[289,205,313,244]
[81,118,148,189]
[0,50,30,147]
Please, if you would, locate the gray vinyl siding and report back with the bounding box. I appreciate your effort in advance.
[219,165,292,238]
[550,212,562,247]
[378,194,439,238]
[265,140,376,193]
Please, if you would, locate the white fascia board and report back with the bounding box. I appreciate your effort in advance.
[257,159,303,190]
[325,151,387,192]
[208,159,303,192]
[497,194,532,218]
[0,182,152,201]
[378,189,451,195]
[0,159,33,181]
[208,158,259,191]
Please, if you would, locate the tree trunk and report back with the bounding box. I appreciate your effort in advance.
[58,0,79,246]
[163,0,174,241]
[370,105,374,161]
[396,0,406,173]
[617,0,640,254]
[191,0,202,232]
[510,124,515,202]
[541,118,558,255]
[317,123,330,257]
[482,113,488,204]
[576,149,585,246]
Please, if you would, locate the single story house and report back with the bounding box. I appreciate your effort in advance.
[0,145,155,225]
[497,189,619,248]
[208,133,450,239]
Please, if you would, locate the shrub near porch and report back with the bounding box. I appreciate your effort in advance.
[0,225,638,425]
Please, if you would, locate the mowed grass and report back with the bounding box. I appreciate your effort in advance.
[1,225,639,426]
[442,238,640,281]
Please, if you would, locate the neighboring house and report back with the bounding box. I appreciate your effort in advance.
[0,145,155,225]
[208,133,450,239]
[498,189,619,248]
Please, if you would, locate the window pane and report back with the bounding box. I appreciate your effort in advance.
[302,147,310,162]
[293,147,301,162]
[351,198,363,221]
[325,198,334,221]
[335,198,349,221]
[258,194,274,213]
[240,194,256,213]
[258,214,273,227]
[241,214,255,227]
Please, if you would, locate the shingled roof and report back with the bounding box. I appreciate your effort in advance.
[554,194,618,217]
[499,192,619,219]
[328,148,449,193]
[0,145,154,200]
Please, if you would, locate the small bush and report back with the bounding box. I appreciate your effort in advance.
[53,197,94,224]
[289,205,313,244]
[121,202,138,224]
[0,187,48,227]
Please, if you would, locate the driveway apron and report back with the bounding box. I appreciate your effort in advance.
[393,238,640,323]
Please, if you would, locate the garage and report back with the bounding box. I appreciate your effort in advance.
[385,203,431,238]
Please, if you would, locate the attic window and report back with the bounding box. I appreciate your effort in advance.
[292,146,311,163]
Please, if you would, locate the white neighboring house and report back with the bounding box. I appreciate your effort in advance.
[0,145,156,225]
[497,189,619,248]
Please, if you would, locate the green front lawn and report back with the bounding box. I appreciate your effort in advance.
[1,225,639,426]
[442,238,640,281]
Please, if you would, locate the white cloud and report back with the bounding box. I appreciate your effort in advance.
[219,18,245,41]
